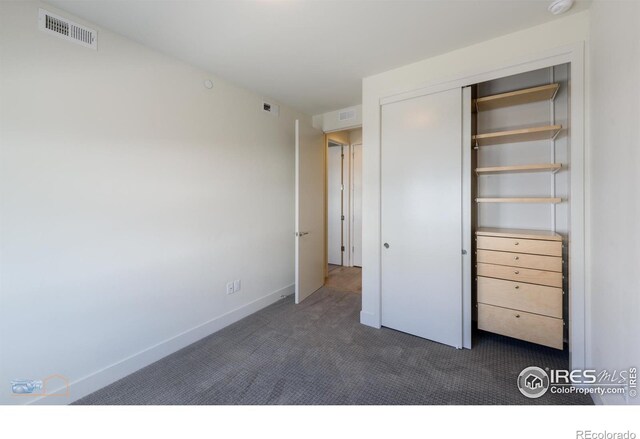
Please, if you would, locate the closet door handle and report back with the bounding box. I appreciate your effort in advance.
[514,270,520,275]
[515,314,521,318]
[514,242,519,246]
[514,256,520,260]
[383,243,390,249]
[515,285,520,290]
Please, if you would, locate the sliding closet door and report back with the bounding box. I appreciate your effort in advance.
[381,87,463,348]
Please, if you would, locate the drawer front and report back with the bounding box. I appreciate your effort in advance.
[477,249,562,272]
[477,276,562,318]
[476,236,562,257]
[478,303,563,349]
[477,263,562,288]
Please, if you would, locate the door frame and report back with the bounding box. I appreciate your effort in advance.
[324,130,355,275]
[326,140,347,267]
[350,142,363,268]
[364,42,587,371]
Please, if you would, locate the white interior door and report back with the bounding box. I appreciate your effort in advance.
[351,144,363,267]
[381,87,463,348]
[327,145,343,265]
[295,119,325,304]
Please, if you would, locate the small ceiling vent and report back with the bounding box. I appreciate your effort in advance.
[39,9,97,50]
[338,108,357,122]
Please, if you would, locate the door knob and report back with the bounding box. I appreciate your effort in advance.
[383,243,390,249]
[296,232,309,237]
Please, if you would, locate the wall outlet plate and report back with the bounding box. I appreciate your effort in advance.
[226,282,234,295]
[233,279,241,292]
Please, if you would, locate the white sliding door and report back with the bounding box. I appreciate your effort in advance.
[381,87,463,348]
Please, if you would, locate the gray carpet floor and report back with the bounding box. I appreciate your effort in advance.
[74,267,592,405]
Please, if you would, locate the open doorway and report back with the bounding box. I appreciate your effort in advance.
[325,129,362,277]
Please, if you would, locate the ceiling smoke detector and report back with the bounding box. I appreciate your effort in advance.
[548,0,574,15]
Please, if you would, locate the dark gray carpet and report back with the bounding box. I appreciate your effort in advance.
[74,267,592,405]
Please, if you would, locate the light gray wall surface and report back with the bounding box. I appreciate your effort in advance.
[588,0,640,405]
[0,1,310,404]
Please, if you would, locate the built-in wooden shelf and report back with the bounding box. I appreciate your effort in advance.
[476,163,561,175]
[474,83,560,112]
[473,124,562,147]
[476,227,562,241]
[475,197,562,204]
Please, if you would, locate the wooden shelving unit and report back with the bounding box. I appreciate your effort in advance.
[473,77,569,350]
[473,125,562,147]
[476,163,561,175]
[474,83,559,112]
[476,227,563,241]
[475,197,562,204]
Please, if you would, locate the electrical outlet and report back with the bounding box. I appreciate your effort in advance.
[226,282,234,295]
[233,279,241,292]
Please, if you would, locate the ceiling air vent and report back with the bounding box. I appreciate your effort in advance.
[38,9,97,50]
[262,100,280,117]
[339,108,357,122]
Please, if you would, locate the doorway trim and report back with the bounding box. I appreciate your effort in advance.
[364,42,587,371]
[350,142,363,268]
[324,131,351,277]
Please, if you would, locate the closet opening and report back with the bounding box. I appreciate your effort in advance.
[470,63,571,352]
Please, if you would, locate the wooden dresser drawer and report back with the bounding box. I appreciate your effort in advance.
[477,276,562,318]
[478,303,563,349]
[477,263,562,288]
[477,249,562,272]
[476,235,562,257]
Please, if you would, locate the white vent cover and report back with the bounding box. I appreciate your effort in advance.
[39,9,97,50]
[339,108,357,122]
[262,100,280,117]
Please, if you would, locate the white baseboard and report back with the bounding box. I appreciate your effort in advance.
[29,284,294,405]
[360,310,380,328]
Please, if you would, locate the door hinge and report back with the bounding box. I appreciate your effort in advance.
[341,246,345,252]
[341,215,345,220]
[341,184,344,191]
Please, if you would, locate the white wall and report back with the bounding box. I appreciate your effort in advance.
[313,105,362,132]
[361,11,589,329]
[588,0,640,405]
[0,1,310,404]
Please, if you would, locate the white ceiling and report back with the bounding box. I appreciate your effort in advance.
[47,0,589,115]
